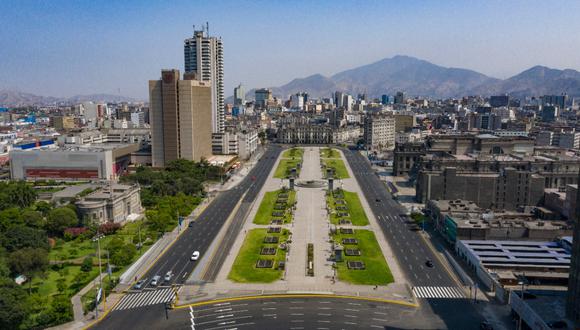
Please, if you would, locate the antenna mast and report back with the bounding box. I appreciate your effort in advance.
[206,22,209,36]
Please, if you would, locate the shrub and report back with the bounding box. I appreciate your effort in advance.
[80,257,93,272]
[98,222,121,235]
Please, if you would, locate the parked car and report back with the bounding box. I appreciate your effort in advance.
[150,275,161,286]
[134,278,147,289]
[191,251,200,261]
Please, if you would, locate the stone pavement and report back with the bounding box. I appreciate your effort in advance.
[285,147,334,284]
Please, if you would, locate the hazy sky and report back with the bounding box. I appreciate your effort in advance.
[1,0,580,100]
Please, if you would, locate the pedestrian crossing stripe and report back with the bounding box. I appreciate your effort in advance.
[412,286,465,299]
[114,288,176,311]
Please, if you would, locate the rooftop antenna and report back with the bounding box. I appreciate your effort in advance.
[206,22,209,36]
[193,24,195,33]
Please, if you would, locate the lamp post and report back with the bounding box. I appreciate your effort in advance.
[92,233,106,312]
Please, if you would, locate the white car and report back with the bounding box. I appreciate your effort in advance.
[190,251,200,261]
[164,271,173,282]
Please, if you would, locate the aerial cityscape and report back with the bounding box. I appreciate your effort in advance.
[1,1,580,329]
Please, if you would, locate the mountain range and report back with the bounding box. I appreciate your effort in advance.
[244,55,580,100]
[0,90,139,107]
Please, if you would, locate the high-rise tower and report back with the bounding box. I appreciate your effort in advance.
[149,69,212,167]
[184,25,224,133]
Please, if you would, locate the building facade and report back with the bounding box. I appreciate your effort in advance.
[184,29,224,133]
[149,69,212,167]
[75,183,142,224]
[364,113,395,150]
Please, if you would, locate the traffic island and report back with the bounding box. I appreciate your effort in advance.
[330,229,393,285]
[282,147,304,159]
[321,158,350,179]
[253,188,296,225]
[228,228,291,283]
[320,147,341,159]
[275,147,303,179]
[326,188,369,226]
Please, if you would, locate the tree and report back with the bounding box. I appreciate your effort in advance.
[34,201,53,216]
[22,210,45,229]
[46,207,78,235]
[2,225,49,252]
[0,208,23,232]
[0,181,37,210]
[110,242,136,266]
[0,278,28,330]
[8,248,49,293]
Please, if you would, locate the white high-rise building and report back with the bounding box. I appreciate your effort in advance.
[184,28,224,133]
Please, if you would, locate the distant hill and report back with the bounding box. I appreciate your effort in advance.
[0,90,140,107]
[470,65,580,98]
[241,55,580,100]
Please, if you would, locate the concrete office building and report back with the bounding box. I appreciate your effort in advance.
[50,116,76,130]
[255,88,272,109]
[364,113,396,150]
[184,28,224,133]
[149,69,212,167]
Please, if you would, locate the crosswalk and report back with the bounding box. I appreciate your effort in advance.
[412,286,465,299]
[114,288,176,311]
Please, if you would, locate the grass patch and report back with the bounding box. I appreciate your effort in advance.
[327,189,369,226]
[332,230,393,285]
[274,159,302,179]
[282,148,303,159]
[320,148,340,159]
[322,158,350,179]
[253,189,296,225]
[228,228,290,283]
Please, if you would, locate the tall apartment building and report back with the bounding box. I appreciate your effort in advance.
[149,69,212,167]
[364,113,396,150]
[184,29,224,133]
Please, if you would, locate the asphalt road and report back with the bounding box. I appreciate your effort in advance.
[341,147,485,328]
[138,146,282,289]
[95,296,436,330]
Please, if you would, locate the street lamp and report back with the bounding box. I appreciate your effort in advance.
[92,233,106,313]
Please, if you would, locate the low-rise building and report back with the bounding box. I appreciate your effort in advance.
[9,143,139,180]
[427,199,572,244]
[75,183,142,224]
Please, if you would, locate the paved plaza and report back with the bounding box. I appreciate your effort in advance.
[184,147,411,304]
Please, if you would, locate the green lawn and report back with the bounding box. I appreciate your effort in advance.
[282,148,303,159]
[320,148,341,159]
[332,230,393,285]
[228,228,290,283]
[254,189,296,225]
[322,158,350,179]
[32,266,101,297]
[274,159,302,179]
[327,190,369,226]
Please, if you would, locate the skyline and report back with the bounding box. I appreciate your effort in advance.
[2,0,580,99]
